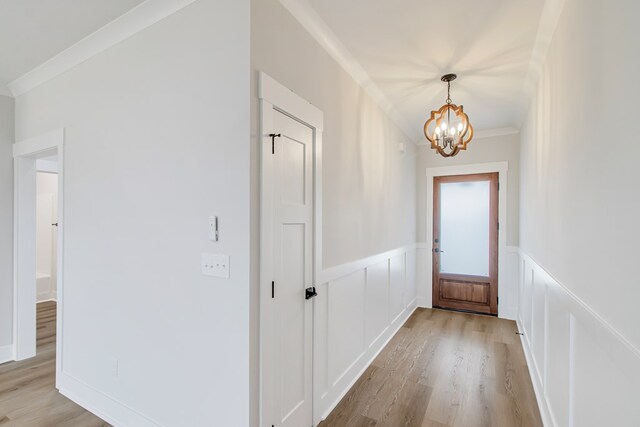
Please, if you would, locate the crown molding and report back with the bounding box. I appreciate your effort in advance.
[0,82,12,98]
[474,127,519,140]
[7,0,198,97]
[278,0,418,144]
[520,0,567,118]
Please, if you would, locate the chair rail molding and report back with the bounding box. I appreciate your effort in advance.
[515,247,640,427]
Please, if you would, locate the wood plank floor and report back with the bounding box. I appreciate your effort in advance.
[0,301,109,427]
[320,308,543,427]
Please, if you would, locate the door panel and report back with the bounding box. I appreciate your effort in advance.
[433,173,498,315]
[270,109,314,427]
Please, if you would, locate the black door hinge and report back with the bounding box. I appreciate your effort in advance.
[271,281,275,298]
[269,133,281,154]
[497,222,500,231]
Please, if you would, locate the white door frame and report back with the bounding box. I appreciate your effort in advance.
[424,162,509,316]
[259,72,324,427]
[13,128,65,384]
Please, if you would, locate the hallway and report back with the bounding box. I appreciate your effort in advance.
[0,302,109,427]
[320,308,542,427]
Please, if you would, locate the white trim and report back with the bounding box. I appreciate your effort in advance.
[474,126,519,139]
[519,248,640,362]
[59,373,160,427]
[517,317,554,427]
[319,304,417,421]
[0,344,14,364]
[259,71,324,427]
[259,73,323,130]
[515,246,640,427]
[424,162,509,317]
[276,0,416,143]
[0,84,12,98]
[521,0,568,118]
[7,0,198,97]
[13,129,64,158]
[12,129,64,384]
[318,243,416,284]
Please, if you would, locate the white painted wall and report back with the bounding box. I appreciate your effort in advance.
[519,0,640,360]
[519,0,640,424]
[0,95,14,361]
[36,172,58,301]
[251,0,418,424]
[251,0,417,269]
[14,0,251,425]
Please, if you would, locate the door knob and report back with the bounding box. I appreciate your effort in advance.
[433,248,445,253]
[305,287,317,300]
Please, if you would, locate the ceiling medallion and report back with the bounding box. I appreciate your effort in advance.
[423,74,474,157]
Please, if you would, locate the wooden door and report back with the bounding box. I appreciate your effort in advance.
[432,173,498,315]
[265,109,314,427]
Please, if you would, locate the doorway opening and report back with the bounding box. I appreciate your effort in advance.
[432,172,499,315]
[35,156,59,364]
[13,129,64,384]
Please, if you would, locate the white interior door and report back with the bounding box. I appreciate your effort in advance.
[266,109,314,427]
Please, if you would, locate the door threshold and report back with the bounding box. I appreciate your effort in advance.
[432,306,498,317]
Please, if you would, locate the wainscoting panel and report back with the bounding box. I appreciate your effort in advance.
[314,245,417,424]
[516,249,640,427]
[365,260,390,348]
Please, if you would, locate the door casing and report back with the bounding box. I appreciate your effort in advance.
[12,129,65,383]
[425,162,509,317]
[259,72,324,427]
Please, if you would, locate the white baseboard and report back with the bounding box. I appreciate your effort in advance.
[59,372,160,427]
[517,318,553,426]
[0,344,14,364]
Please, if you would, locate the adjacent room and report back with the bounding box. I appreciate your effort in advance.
[0,0,638,426]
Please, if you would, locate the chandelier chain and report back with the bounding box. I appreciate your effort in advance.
[446,81,452,104]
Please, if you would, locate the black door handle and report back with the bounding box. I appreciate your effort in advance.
[305,287,317,300]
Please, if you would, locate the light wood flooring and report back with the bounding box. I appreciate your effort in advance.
[0,301,109,427]
[320,308,543,427]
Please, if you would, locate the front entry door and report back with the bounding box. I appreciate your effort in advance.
[432,173,498,315]
[266,109,314,427]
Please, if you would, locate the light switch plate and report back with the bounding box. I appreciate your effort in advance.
[208,216,218,241]
[201,253,230,278]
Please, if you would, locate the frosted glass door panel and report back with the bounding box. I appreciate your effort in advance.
[440,181,490,276]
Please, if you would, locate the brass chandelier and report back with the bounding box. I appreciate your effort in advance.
[423,74,473,157]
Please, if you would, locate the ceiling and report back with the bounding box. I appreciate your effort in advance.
[0,0,548,139]
[304,0,547,140]
[0,0,145,92]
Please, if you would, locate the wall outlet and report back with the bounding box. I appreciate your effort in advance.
[201,253,230,279]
